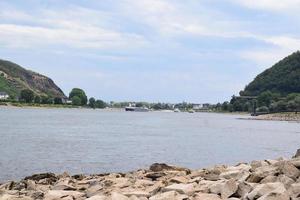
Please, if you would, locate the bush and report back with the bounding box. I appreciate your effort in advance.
[72,96,82,106]
[256,106,269,113]
[20,89,34,103]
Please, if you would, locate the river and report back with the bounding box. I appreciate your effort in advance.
[0,107,299,181]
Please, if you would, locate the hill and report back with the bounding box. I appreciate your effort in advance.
[241,51,300,96]
[0,59,66,99]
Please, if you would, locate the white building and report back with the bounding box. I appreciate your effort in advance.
[0,92,9,100]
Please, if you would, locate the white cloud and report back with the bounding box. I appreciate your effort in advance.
[0,7,147,50]
[231,0,300,12]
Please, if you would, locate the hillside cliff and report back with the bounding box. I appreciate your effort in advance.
[241,51,300,96]
[0,59,66,98]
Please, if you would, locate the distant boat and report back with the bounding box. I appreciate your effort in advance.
[125,107,149,112]
[188,109,195,113]
[174,108,180,112]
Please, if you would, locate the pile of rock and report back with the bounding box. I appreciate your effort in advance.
[2,151,300,200]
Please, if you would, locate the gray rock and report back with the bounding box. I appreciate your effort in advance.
[163,183,195,196]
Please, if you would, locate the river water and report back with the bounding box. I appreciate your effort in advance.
[0,107,299,181]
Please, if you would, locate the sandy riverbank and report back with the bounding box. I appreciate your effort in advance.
[252,113,300,122]
[2,151,300,200]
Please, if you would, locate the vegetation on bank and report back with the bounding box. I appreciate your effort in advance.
[212,51,300,114]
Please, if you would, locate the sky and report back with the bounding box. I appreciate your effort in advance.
[1,0,300,103]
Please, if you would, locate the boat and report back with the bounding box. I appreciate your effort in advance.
[188,109,195,113]
[174,108,180,112]
[125,106,149,112]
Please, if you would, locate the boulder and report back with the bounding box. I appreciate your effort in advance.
[111,192,130,200]
[193,193,222,200]
[86,195,107,200]
[149,163,190,174]
[169,176,189,184]
[247,166,279,183]
[145,172,166,181]
[163,183,195,196]
[257,192,290,200]
[294,149,300,158]
[278,161,300,180]
[247,182,286,200]
[44,190,85,200]
[122,191,150,198]
[86,184,103,198]
[24,173,57,183]
[149,191,187,200]
[0,194,33,200]
[236,182,255,199]
[221,179,238,199]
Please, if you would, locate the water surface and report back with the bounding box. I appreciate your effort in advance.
[0,107,299,181]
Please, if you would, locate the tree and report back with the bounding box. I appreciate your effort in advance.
[257,91,273,107]
[72,96,82,106]
[69,88,87,106]
[95,100,106,109]
[20,89,34,103]
[295,96,300,113]
[54,97,63,104]
[41,95,50,104]
[89,97,96,109]
[34,96,41,104]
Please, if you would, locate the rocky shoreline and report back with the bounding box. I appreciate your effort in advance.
[253,113,300,122]
[2,151,300,200]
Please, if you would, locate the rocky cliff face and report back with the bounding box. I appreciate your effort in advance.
[0,59,66,98]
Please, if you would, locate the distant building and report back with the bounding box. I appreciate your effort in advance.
[0,92,9,100]
[192,104,203,110]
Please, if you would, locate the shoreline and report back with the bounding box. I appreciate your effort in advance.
[245,113,300,122]
[2,151,300,199]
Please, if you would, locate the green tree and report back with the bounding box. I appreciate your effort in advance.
[54,97,63,104]
[89,97,96,109]
[257,91,273,107]
[95,99,106,109]
[69,88,87,106]
[295,96,300,113]
[34,96,41,104]
[20,89,34,103]
[40,95,50,104]
[72,96,82,106]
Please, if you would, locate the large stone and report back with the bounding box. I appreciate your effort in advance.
[247,182,286,200]
[149,163,190,174]
[0,194,33,200]
[236,182,255,198]
[247,166,279,183]
[145,172,166,181]
[169,176,189,184]
[44,190,85,200]
[86,184,103,197]
[86,195,107,200]
[111,192,130,200]
[149,191,187,200]
[288,182,300,197]
[122,191,150,198]
[257,192,290,200]
[193,193,222,200]
[163,183,195,195]
[24,173,57,183]
[279,161,300,180]
[294,149,300,158]
[221,179,238,199]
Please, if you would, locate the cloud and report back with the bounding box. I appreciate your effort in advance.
[0,6,147,50]
[231,0,300,13]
